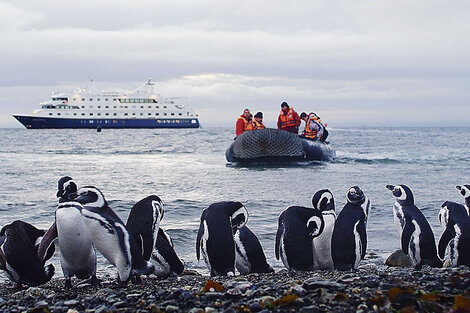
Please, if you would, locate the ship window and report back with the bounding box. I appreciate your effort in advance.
[89,98,93,101]
[148,106,151,109]
[81,106,85,108]
[163,106,167,109]
[132,113,136,116]
[89,113,93,116]
[178,113,182,116]
[171,113,175,116]
[97,98,100,101]
[74,113,77,116]
[105,106,109,109]
[164,113,167,116]
[105,113,109,116]
[97,106,101,109]
[82,98,85,101]
[124,106,128,109]
[113,99,117,101]
[57,113,61,115]
[124,113,128,116]
[82,113,85,116]
[113,106,117,108]
[140,113,143,116]
[156,106,159,109]
[141,106,144,109]
[113,113,117,116]
[148,113,151,116]
[73,98,76,101]
[49,113,53,116]
[155,113,159,116]
[105,98,109,101]
[97,113,101,116]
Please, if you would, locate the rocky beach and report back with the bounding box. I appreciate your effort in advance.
[1,264,470,313]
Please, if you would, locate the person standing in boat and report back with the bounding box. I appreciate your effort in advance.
[300,112,328,141]
[236,109,253,136]
[252,112,266,130]
[277,102,301,134]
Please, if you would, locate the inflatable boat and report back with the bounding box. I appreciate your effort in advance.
[226,128,335,163]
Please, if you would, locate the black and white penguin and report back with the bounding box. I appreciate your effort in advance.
[311,189,336,270]
[56,176,78,202]
[386,184,442,269]
[331,186,371,270]
[126,195,164,262]
[275,206,324,271]
[438,201,470,266]
[0,220,55,287]
[38,202,97,287]
[151,228,184,277]
[196,201,248,276]
[233,225,274,274]
[72,186,153,282]
[456,185,470,215]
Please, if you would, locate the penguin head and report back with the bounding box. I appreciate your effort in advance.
[456,185,470,199]
[229,202,249,230]
[386,184,414,204]
[439,201,468,227]
[151,197,164,222]
[438,202,451,228]
[56,176,77,200]
[312,189,335,212]
[306,213,324,238]
[72,186,107,208]
[346,186,365,204]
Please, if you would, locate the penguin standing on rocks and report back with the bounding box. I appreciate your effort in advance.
[38,201,97,288]
[386,184,442,269]
[196,201,248,276]
[0,220,55,288]
[275,206,324,271]
[126,195,164,263]
[151,228,185,277]
[311,189,336,270]
[331,186,371,270]
[72,186,154,282]
[456,185,470,215]
[233,225,274,274]
[438,201,470,266]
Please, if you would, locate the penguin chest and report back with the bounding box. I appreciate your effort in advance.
[409,220,422,264]
[313,214,335,270]
[450,225,462,265]
[393,203,405,236]
[234,232,251,275]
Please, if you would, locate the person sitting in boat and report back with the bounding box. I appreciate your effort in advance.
[236,109,253,136]
[252,112,266,130]
[277,102,301,134]
[300,112,326,141]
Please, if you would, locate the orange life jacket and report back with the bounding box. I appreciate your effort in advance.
[305,114,320,139]
[252,119,265,129]
[245,121,255,131]
[279,108,296,128]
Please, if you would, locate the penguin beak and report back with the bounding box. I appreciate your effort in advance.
[386,185,395,191]
[456,185,462,191]
[56,189,64,198]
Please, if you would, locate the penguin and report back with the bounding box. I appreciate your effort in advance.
[331,186,371,270]
[311,189,336,270]
[438,201,470,266]
[233,225,274,274]
[0,220,55,287]
[386,184,442,269]
[71,186,153,282]
[456,185,470,215]
[196,201,248,276]
[38,202,97,287]
[275,206,324,271]
[56,176,78,202]
[151,228,184,277]
[126,195,164,262]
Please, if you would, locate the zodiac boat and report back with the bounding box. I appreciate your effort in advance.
[226,128,335,163]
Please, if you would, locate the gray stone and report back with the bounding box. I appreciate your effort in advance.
[385,249,413,267]
[64,299,79,306]
[166,305,179,312]
[249,302,263,312]
[303,278,344,290]
[299,305,322,313]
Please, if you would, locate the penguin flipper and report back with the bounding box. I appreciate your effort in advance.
[401,219,414,255]
[356,221,367,259]
[141,231,155,261]
[275,222,284,260]
[196,221,203,261]
[37,222,58,262]
[438,227,454,260]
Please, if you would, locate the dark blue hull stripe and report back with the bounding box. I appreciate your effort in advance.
[13,115,200,129]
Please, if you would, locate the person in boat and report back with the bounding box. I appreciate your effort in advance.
[236,109,253,136]
[277,102,301,134]
[300,112,327,141]
[252,112,266,130]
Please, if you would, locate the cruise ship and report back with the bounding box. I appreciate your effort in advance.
[13,79,200,129]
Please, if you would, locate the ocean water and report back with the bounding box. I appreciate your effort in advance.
[1,126,469,281]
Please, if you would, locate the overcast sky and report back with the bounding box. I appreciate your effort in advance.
[1,0,469,128]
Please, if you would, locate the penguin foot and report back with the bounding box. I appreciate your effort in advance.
[64,278,72,289]
[89,275,100,286]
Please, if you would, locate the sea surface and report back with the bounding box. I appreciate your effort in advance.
[1,126,469,281]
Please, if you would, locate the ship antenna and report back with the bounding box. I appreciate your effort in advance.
[147,77,155,85]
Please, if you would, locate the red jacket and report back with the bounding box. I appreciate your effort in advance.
[236,115,249,136]
[277,108,301,134]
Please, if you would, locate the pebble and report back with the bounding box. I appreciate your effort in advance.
[303,278,344,290]
[165,305,179,312]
